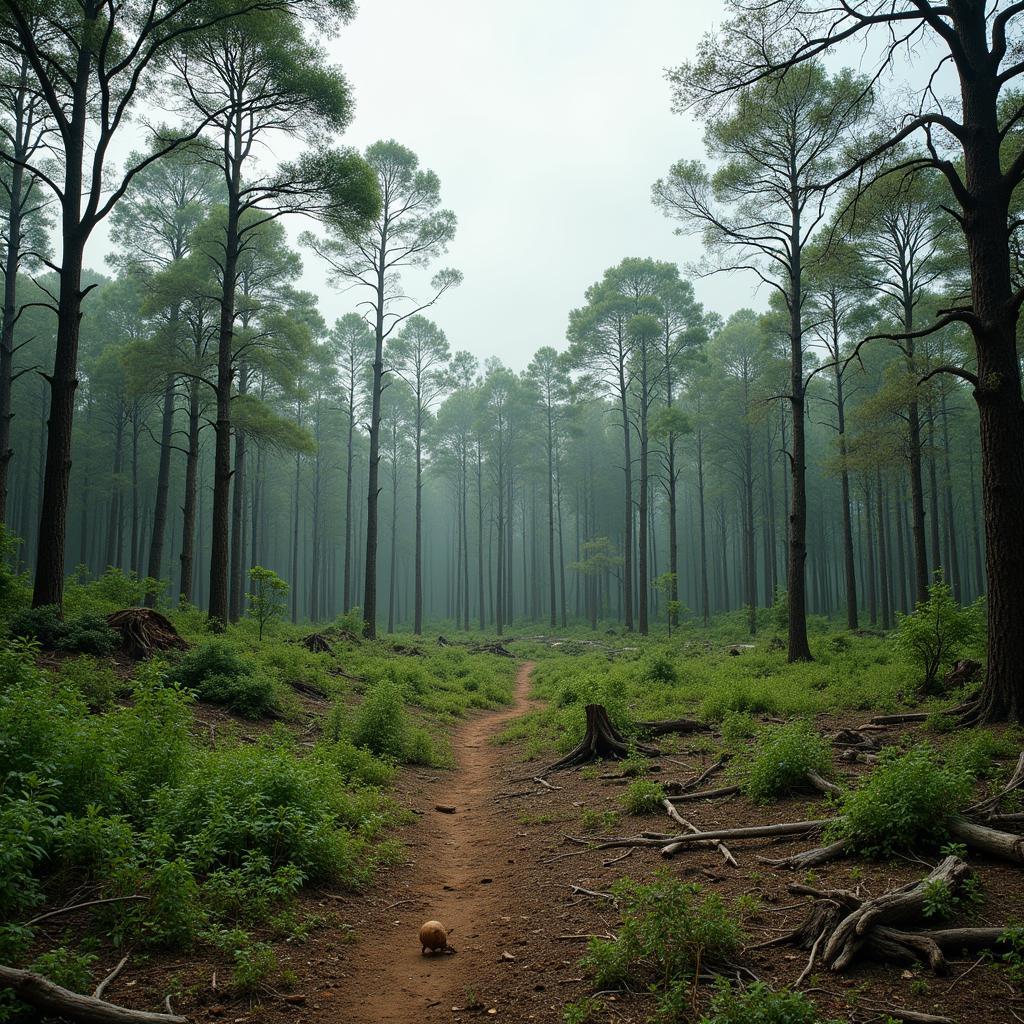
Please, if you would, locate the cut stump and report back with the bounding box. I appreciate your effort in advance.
[539,704,658,774]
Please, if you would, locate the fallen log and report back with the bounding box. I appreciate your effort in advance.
[757,838,850,870]
[949,815,1024,863]
[539,704,659,774]
[805,770,843,797]
[666,783,740,802]
[653,819,829,847]
[634,716,710,737]
[0,965,186,1024]
[660,798,737,866]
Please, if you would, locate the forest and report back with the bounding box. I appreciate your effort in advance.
[1,1,1024,1024]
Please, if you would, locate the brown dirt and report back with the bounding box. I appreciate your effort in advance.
[324,659,542,1023]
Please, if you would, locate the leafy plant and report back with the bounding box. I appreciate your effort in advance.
[7,605,118,655]
[738,721,831,802]
[892,576,982,695]
[831,745,972,856]
[246,566,289,641]
[622,779,666,815]
[699,980,839,1023]
[582,872,742,993]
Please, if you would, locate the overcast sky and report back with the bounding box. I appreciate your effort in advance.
[84,2,760,371]
[309,0,761,369]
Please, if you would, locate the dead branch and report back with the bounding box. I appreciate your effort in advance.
[666,783,741,802]
[634,716,710,737]
[757,838,850,870]
[660,798,738,866]
[0,965,186,1024]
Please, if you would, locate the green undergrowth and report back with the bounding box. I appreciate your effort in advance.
[0,636,400,1006]
[500,628,967,760]
[732,721,833,802]
[578,872,744,1020]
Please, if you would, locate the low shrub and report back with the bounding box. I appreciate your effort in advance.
[737,721,831,803]
[720,711,757,745]
[699,980,839,1024]
[945,729,1016,780]
[351,678,409,759]
[831,744,972,857]
[622,779,665,815]
[582,872,742,992]
[7,605,118,655]
[169,640,278,718]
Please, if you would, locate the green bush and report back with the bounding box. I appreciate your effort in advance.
[893,577,983,694]
[945,729,1016,780]
[831,745,972,856]
[738,721,831,803]
[351,678,409,758]
[699,980,838,1024]
[153,742,388,884]
[641,651,677,685]
[622,779,666,815]
[7,605,118,655]
[582,872,742,992]
[169,640,278,718]
[720,711,757,744]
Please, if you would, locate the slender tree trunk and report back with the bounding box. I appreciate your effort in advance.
[363,255,387,639]
[876,468,892,629]
[228,363,248,622]
[787,208,812,661]
[697,424,710,626]
[144,371,176,603]
[864,479,877,626]
[179,379,200,604]
[208,176,240,625]
[0,151,25,526]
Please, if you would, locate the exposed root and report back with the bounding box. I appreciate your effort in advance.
[774,856,1013,976]
[300,632,333,654]
[539,704,658,774]
[105,609,187,659]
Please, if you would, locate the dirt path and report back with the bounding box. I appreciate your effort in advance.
[330,661,538,1023]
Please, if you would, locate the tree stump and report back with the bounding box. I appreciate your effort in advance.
[539,704,659,774]
[300,632,334,655]
[943,658,981,689]
[105,609,187,659]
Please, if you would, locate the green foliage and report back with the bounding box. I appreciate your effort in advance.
[720,711,757,744]
[892,577,983,694]
[1000,924,1024,986]
[622,779,666,815]
[737,722,831,802]
[562,996,605,1024]
[699,980,839,1024]
[169,640,279,718]
[832,745,972,856]
[7,605,118,655]
[945,729,1016,780]
[582,872,742,993]
[246,565,289,641]
[0,527,28,621]
[641,649,678,685]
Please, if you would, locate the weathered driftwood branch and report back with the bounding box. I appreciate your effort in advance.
[539,704,658,774]
[0,965,186,1024]
[805,770,843,797]
[666,783,741,802]
[634,716,710,737]
[757,838,850,870]
[949,815,1024,863]
[660,798,738,866]
[773,856,1012,978]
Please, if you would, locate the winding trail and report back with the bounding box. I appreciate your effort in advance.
[333,661,537,1022]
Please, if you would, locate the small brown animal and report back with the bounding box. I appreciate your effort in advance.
[419,920,449,955]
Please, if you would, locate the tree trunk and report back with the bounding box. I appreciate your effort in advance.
[144,374,176,604]
[178,378,200,604]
